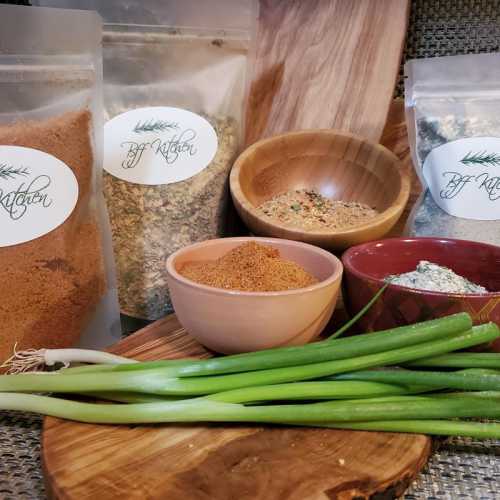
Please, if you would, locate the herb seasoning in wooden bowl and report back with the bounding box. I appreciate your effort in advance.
[258,189,379,231]
[230,130,410,251]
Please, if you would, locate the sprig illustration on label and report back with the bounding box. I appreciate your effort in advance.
[0,164,30,181]
[133,119,180,134]
[460,150,500,167]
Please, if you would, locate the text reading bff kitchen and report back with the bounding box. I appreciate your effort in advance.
[0,175,52,220]
[121,128,198,169]
[441,171,500,201]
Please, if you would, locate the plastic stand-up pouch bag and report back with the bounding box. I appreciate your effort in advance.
[405,53,500,246]
[0,5,121,365]
[36,0,258,320]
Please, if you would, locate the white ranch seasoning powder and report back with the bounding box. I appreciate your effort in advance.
[385,260,488,294]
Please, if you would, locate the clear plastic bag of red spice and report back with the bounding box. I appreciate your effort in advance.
[0,4,121,365]
[36,0,257,321]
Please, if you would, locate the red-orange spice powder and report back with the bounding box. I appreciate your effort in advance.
[178,242,318,292]
[0,110,106,365]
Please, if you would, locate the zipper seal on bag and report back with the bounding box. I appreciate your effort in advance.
[103,24,250,47]
[0,55,95,83]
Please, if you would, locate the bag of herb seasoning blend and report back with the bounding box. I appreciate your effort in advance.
[38,0,257,320]
[0,5,121,365]
[405,53,500,245]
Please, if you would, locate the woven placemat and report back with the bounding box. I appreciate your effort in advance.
[1,0,500,498]
[396,0,500,96]
[0,412,44,500]
[0,411,499,500]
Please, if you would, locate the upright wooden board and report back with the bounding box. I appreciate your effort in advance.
[245,0,410,145]
[381,99,422,236]
[43,313,431,500]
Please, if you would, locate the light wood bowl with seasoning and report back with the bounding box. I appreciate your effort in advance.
[230,130,411,251]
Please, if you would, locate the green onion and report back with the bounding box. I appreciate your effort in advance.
[203,381,416,403]
[0,323,497,396]
[1,312,498,440]
[85,381,416,404]
[327,284,388,340]
[80,392,186,404]
[331,366,500,392]
[1,392,499,425]
[406,352,500,370]
[311,420,500,439]
[451,368,500,376]
[61,312,473,377]
[430,391,500,400]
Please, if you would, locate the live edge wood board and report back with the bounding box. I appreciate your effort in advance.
[43,314,430,500]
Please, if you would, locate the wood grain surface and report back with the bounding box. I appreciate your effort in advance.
[381,99,422,236]
[43,314,431,500]
[230,129,410,250]
[245,0,410,146]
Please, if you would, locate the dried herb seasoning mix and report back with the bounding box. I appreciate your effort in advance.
[405,53,500,245]
[97,1,255,320]
[104,115,238,319]
[258,189,379,231]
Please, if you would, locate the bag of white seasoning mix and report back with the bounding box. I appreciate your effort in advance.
[36,0,257,320]
[405,53,500,245]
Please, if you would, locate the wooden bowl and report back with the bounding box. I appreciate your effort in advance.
[230,130,411,250]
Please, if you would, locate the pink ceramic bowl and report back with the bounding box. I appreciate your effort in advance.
[342,237,500,352]
[166,237,343,354]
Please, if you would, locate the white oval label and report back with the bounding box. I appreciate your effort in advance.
[0,146,79,247]
[103,107,218,185]
[423,137,500,220]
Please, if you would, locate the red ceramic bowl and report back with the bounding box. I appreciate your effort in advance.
[342,237,500,352]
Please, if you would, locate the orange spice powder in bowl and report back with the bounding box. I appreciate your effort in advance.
[178,241,318,292]
[166,237,343,354]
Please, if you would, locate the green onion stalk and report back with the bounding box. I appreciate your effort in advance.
[406,352,500,370]
[62,312,473,377]
[0,324,496,396]
[86,380,424,405]
[311,420,500,440]
[327,284,388,340]
[331,367,500,392]
[0,393,499,427]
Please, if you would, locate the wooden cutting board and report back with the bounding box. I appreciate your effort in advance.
[245,0,410,145]
[42,314,431,500]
